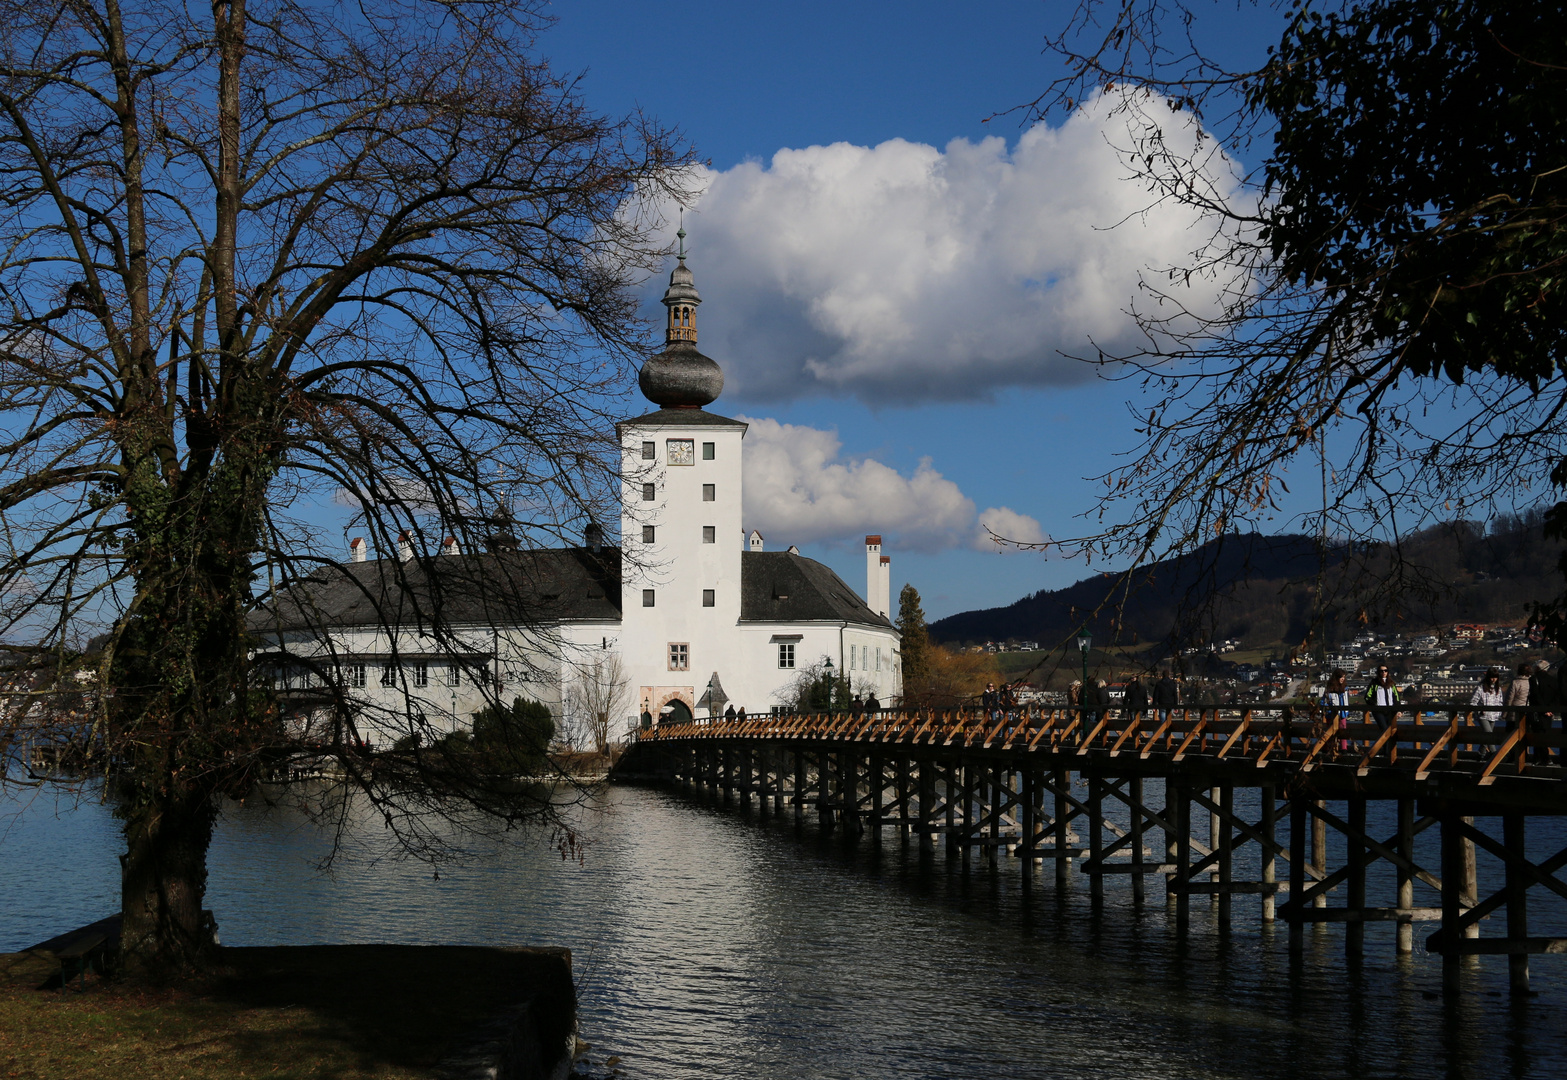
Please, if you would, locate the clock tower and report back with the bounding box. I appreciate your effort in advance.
[617,230,747,722]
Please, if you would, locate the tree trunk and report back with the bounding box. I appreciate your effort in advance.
[119,789,218,975]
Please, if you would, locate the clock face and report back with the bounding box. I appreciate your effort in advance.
[666,438,695,466]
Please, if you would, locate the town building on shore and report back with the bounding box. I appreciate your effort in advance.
[251,239,901,747]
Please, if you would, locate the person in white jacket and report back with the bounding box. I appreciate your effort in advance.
[1469,667,1505,733]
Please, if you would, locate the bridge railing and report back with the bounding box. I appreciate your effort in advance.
[636,705,1566,785]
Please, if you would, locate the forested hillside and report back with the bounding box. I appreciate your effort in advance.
[929,515,1563,655]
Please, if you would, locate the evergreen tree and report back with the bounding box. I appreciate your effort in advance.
[898,584,931,684]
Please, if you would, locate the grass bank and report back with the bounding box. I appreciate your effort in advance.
[0,943,572,1079]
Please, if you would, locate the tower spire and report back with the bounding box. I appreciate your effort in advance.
[637,220,723,408]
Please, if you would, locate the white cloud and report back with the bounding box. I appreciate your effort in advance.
[975,506,1050,553]
[739,415,1046,554]
[648,95,1240,404]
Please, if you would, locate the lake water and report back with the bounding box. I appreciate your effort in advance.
[2,779,1565,1079]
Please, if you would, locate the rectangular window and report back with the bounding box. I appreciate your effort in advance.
[668,642,689,671]
[641,440,655,460]
[642,525,656,543]
[349,663,367,689]
[702,484,715,502]
[470,668,489,687]
[876,647,883,672]
[414,662,428,688]
[667,438,695,465]
[380,664,396,687]
[702,442,715,460]
[778,642,795,669]
[445,664,460,687]
[702,525,715,544]
[643,589,655,608]
[850,645,857,670]
[642,482,656,501]
[702,589,715,607]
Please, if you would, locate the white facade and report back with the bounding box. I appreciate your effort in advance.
[255,247,901,746]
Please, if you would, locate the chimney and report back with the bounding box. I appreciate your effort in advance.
[348,537,366,563]
[585,522,603,554]
[441,536,461,556]
[397,531,414,563]
[748,529,764,552]
[879,554,892,621]
[865,535,884,616]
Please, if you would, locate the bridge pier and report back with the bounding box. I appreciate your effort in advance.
[627,704,1567,998]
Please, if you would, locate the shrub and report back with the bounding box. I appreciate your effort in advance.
[471,697,555,773]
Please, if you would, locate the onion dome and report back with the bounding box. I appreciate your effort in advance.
[638,225,724,408]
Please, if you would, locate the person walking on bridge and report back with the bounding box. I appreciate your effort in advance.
[1506,663,1533,746]
[1364,666,1402,731]
[1153,671,1179,723]
[1470,667,1505,734]
[1322,669,1351,751]
[1123,676,1148,723]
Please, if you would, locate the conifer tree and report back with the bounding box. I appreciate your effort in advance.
[898,584,931,684]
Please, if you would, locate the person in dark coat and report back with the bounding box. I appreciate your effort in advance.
[864,691,880,714]
[1123,677,1149,721]
[1530,659,1556,761]
[724,703,737,722]
[1153,673,1179,721]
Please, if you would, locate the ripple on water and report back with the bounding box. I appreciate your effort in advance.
[3,782,1565,1079]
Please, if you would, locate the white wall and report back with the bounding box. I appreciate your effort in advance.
[618,417,746,721]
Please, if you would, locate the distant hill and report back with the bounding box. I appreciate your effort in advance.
[929,516,1564,655]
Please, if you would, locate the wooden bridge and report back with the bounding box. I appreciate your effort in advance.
[619,705,1567,995]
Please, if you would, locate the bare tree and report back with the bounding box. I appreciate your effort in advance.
[993,0,1566,651]
[0,0,691,973]
[567,653,630,756]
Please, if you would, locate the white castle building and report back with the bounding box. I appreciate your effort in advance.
[253,238,902,744]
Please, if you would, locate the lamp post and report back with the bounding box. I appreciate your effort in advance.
[823,657,835,715]
[1076,628,1092,709]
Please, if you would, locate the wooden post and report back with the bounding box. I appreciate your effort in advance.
[989,765,1003,865]
[1089,771,1104,903]
[945,761,958,854]
[1022,767,1038,869]
[1396,797,1414,954]
[1312,801,1328,910]
[1289,795,1305,957]
[1461,816,1479,940]
[1260,782,1277,923]
[1208,784,1221,909]
[1131,775,1146,905]
[838,752,855,834]
[1175,776,1191,935]
[818,750,832,829]
[793,750,805,823]
[1347,795,1366,957]
[1217,782,1234,932]
[1165,776,1179,909]
[775,747,786,813]
[896,757,909,841]
[1504,813,1530,993]
[1054,766,1070,887]
[1441,811,1462,994]
[869,753,883,844]
[918,757,936,854]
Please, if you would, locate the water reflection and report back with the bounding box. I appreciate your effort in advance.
[2,781,1564,1079]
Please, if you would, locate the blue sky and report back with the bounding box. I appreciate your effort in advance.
[533,1,1302,622]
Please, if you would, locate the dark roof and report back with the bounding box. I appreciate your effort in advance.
[740,551,890,626]
[616,407,748,433]
[249,546,890,634]
[249,548,621,634]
